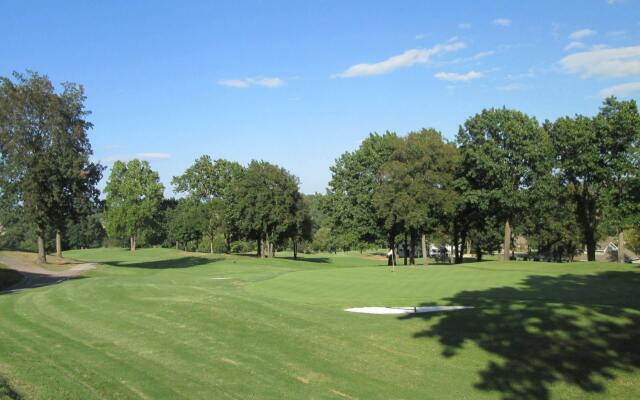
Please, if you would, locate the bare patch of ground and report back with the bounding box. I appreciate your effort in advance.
[0,252,97,292]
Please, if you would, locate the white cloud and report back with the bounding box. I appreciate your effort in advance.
[506,70,536,80]
[434,71,483,81]
[569,29,596,40]
[217,77,284,88]
[599,81,640,97]
[591,44,609,50]
[560,46,640,77]
[607,0,624,4]
[498,83,526,91]
[564,41,586,51]
[137,153,171,160]
[458,23,472,29]
[333,41,465,78]
[492,18,511,27]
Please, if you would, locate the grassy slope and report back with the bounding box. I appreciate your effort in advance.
[0,248,638,400]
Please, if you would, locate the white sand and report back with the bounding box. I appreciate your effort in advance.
[345,306,472,315]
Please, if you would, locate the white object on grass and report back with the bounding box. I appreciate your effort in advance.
[209,277,231,280]
[344,306,472,315]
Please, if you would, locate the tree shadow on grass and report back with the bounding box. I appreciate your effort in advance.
[0,272,87,294]
[279,256,330,264]
[102,256,222,269]
[400,270,640,400]
[0,376,20,399]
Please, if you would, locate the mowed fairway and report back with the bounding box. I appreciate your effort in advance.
[0,248,639,400]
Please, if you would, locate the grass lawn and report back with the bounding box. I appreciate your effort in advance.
[0,248,638,399]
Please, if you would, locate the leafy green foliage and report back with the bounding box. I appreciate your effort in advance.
[104,159,164,249]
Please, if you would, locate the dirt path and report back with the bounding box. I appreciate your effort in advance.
[0,254,97,292]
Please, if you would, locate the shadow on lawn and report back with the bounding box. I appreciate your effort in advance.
[103,256,222,269]
[0,272,87,294]
[279,256,330,264]
[400,270,640,400]
[0,376,20,399]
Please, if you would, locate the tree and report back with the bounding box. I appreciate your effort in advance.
[0,71,103,262]
[172,156,243,253]
[226,160,302,257]
[104,159,164,251]
[548,98,640,262]
[325,132,398,251]
[596,98,640,262]
[457,108,551,261]
[166,199,206,251]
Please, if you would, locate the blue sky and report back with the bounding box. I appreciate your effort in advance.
[2,0,640,194]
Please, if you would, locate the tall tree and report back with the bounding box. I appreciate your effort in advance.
[596,98,640,262]
[172,155,243,253]
[0,71,102,262]
[548,98,640,261]
[325,132,398,251]
[457,108,551,261]
[226,160,302,257]
[104,159,164,251]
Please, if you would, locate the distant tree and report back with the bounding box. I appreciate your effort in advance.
[596,98,640,262]
[172,155,243,253]
[325,132,397,251]
[166,199,207,251]
[104,159,164,251]
[548,98,640,261]
[64,211,106,250]
[0,71,103,262]
[457,108,551,261]
[226,160,302,257]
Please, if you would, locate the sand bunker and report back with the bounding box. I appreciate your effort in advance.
[345,306,472,315]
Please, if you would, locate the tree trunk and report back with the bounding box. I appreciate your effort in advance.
[131,236,136,252]
[409,231,416,265]
[269,242,274,258]
[210,237,214,254]
[403,232,408,265]
[586,238,596,261]
[503,219,511,262]
[260,238,265,258]
[421,234,428,266]
[55,230,63,258]
[176,241,179,250]
[257,239,261,257]
[618,230,625,263]
[476,245,483,262]
[37,233,47,264]
[293,240,298,259]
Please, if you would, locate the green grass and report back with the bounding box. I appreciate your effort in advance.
[0,248,638,399]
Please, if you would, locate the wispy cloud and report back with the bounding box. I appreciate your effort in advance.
[434,71,483,81]
[506,70,536,80]
[498,83,527,91]
[560,45,640,77]
[492,18,511,27]
[458,23,472,30]
[569,28,596,40]
[217,77,284,88]
[105,152,171,163]
[606,30,626,39]
[137,152,171,160]
[599,82,640,97]
[607,0,624,4]
[564,41,586,51]
[333,41,465,78]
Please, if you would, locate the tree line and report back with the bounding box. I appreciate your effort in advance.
[1,71,639,263]
[324,101,640,263]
